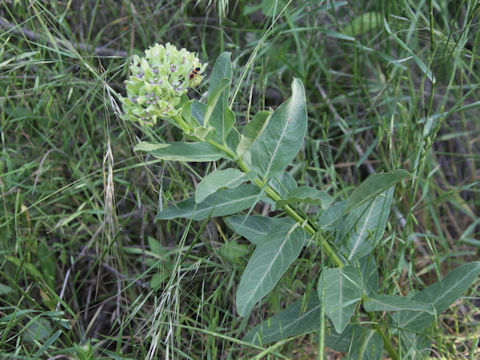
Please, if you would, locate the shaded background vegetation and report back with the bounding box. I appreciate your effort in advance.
[1,0,479,358]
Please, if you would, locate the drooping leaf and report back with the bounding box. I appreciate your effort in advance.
[347,327,383,360]
[208,52,233,142]
[156,184,262,221]
[317,265,363,333]
[237,110,272,157]
[277,186,331,208]
[243,292,321,345]
[344,170,410,214]
[236,224,306,316]
[338,186,394,261]
[225,215,294,245]
[251,78,307,182]
[396,261,480,332]
[364,294,434,314]
[134,142,225,162]
[195,169,256,203]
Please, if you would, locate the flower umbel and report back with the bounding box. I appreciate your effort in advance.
[121,43,206,126]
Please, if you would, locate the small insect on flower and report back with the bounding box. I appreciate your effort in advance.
[189,67,201,80]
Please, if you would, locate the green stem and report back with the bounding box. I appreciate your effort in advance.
[207,138,344,268]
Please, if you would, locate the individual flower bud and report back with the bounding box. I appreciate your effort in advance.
[120,43,207,126]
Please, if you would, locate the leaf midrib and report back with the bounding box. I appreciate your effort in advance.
[240,230,293,310]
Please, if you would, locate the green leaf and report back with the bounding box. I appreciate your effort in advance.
[359,256,379,297]
[338,187,394,261]
[237,110,272,157]
[218,239,249,264]
[269,172,297,197]
[208,52,233,142]
[324,325,356,353]
[344,170,410,215]
[317,201,346,231]
[347,327,383,360]
[277,186,331,208]
[0,284,14,296]
[364,294,434,314]
[192,126,216,141]
[243,292,321,345]
[251,78,307,182]
[191,100,206,126]
[225,215,294,245]
[204,78,231,128]
[209,52,232,90]
[396,261,480,332]
[148,236,168,257]
[195,168,256,203]
[156,184,262,221]
[317,266,363,333]
[181,100,197,127]
[134,142,225,162]
[24,318,52,342]
[236,224,306,316]
[397,332,432,359]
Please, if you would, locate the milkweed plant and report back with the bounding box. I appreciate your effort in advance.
[120,43,480,359]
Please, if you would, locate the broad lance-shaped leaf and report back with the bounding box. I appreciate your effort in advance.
[317,265,363,333]
[156,184,262,221]
[243,292,321,345]
[237,110,272,157]
[364,294,434,314]
[225,215,295,245]
[337,186,394,261]
[236,224,306,316]
[251,78,307,182]
[344,170,410,214]
[195,169,256,203]
[208,52,234,143]
[396,261,480,332]
[134,142,224,162]
[277,186,331,208]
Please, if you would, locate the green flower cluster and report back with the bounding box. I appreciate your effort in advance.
[121,43,206,126]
